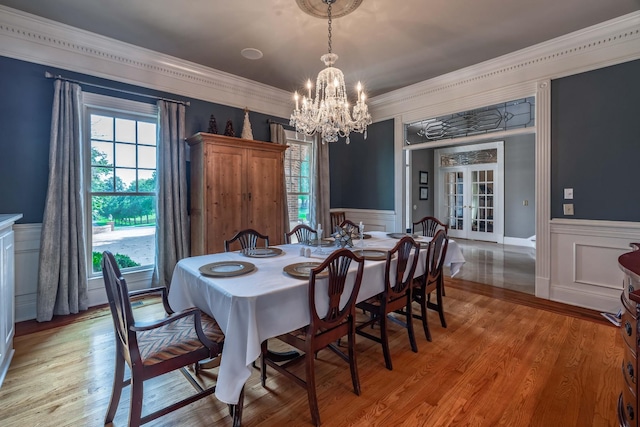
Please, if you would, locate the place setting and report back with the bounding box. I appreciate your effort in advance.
[238,247,284,258]
[199,261,256,277]
[283,262,329,279]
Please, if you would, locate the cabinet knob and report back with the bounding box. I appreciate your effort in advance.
[629,284,635,294]
[628,362,635,382]
[626,321,633,336]
[628,403,635,420]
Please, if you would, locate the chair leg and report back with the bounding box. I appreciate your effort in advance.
[420,291,432,342]
[348,324,361,396]
[379,310,392,371]
[305,349,321,427]
[229,386,244,427]
[260,341,267,387]
[437,282,447,328]
[406,296,418,353]
[105,353,125,424]
[128,377,143,427]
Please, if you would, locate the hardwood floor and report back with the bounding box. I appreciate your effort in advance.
[2,279,622,427]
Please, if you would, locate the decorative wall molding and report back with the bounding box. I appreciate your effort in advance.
[330,209,396,232]
[13,223,153,322]
[0,5,294,119]
[548,219,640,312]
[370,11,640,121]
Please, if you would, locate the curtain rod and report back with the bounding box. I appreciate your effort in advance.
[44,71,191,106]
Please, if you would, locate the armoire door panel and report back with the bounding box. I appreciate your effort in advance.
[247,150,283,245]
[205,144,245,253]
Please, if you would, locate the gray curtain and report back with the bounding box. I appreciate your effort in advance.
[153,100,189,288]
[270,123,290,234]
[310,136,331,235]
[36,80,88,322]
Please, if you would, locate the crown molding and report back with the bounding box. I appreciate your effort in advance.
[370,11,640,121]
[0,5,294,118]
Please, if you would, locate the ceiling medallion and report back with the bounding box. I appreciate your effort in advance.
[295,0,363,18]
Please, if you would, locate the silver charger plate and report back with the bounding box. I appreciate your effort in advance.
[387,232,419,239]
[239,247,284,258]
[199,261,256,277]
[352,249,388,261]
[283,262,329,279]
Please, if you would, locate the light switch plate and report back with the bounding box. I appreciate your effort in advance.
[563,203,574,215]
[564,188,574,199]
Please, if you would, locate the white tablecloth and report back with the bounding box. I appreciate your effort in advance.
[168,231,465,404]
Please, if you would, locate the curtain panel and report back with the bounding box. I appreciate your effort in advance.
[270,123,290,234]
[36,80,88,322]
[153,100,189,288]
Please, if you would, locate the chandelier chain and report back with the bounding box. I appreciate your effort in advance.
[327,2,332,54]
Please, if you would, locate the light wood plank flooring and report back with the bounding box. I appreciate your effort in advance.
[1,279,622,427]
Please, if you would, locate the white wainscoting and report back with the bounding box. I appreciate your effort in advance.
[14,223,153,322]
[549,219,640,313]
[330,209,397,233]
[15,217,640,320]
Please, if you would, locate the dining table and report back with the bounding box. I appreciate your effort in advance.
[167,231,466,405]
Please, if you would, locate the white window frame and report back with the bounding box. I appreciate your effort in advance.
[284,130,314,228]
[82,93,158,289]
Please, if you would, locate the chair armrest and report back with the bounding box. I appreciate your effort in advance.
[131,306,200,331]
[128,286,174,315]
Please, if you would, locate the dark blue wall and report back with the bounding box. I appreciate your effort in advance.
[329,119,395,210]
[0,55,287,223]
[551,59,640,221]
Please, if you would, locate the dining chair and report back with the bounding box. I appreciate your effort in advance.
[355,236,420,370]
[100,251,241,426]
[224,228,269,252]
[412,216,449,237]
[339,219,360,235]
[330,211,346,232]
[285,224,317,244]
[260,248,365,427]
[412,229,449,341]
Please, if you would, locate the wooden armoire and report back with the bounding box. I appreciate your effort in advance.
[186,132,287,255]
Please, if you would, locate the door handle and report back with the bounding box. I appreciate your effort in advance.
[248,192,252,201]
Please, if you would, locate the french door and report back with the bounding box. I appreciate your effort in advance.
[436,142,503,242]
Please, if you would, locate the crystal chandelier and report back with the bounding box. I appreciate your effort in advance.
[290,0,372,144]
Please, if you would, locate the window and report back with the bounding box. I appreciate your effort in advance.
[284,131,313,229]
[84,94,158,274]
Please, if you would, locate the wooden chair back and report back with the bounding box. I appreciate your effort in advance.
[424,229,449,291]
[285,224,317,244]
[330,211,346,232]
[339,219,360,235]
[385,236,421,301]
[413,216,449,237]
[224,228,269,252]
[102,251,138,358]
[309,248,365,331]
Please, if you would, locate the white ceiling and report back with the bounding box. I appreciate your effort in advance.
[0,0,638,98]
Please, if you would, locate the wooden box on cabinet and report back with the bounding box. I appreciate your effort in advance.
[619,245,640,426]
[187,132,287,255]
